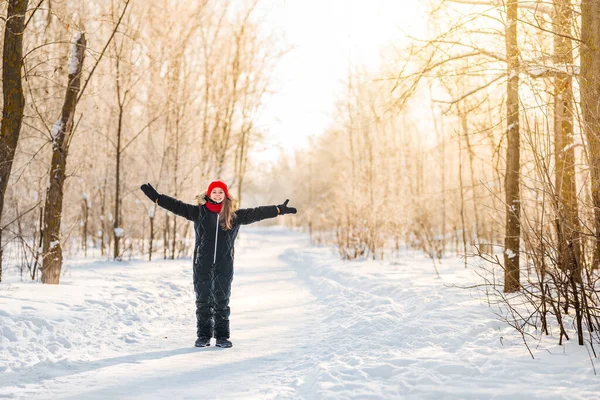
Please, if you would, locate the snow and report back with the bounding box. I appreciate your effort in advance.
[51,120,63,140]
[506,121,519,132]
[504,248,516,259]
[562,141,579,153]
[82,193,92,208]
[525,64,580,78]
[113,227,124,238]
[527,66,548,77]
[69,33,83,75]
[1,227,599,399]
[555,64,580,75]
[49,240,59,250]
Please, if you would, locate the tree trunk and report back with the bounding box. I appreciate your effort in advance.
[463,114,482,252]
[82,195,89,257]
[459,112,468,267]
[0,0,29,282]
[581,0,600,269]
[171,215,177,260]
[113,104,123,260]
[504,0,521,293]
[553,0,582,280]
[163,213,169,259]
[113,50,124,260]
[31,206,43,280]
[149,206,155,261]
[170,112,179,260]
[234,124,251,204]
[100,179,107,257]
[41,33,86,284]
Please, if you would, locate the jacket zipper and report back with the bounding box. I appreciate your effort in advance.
[213,213,220,264]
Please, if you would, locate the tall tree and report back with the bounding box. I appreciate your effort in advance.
[0,0,29,282]
[581,0,600,268]
[553,0,581,279]
[106,0,137,260]
[41,33,86,284]
[112,36,127,261]
[504,0,521,292]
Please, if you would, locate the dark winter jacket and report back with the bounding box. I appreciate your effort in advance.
[156,194,279,270]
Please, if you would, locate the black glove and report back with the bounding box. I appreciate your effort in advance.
[140,183,159,203]
[277,199,297,215]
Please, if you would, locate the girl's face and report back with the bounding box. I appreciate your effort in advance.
[210,188,225,203]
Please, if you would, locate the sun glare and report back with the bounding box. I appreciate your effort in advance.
[254,0,428,162]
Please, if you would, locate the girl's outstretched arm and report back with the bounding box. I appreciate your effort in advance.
[140,183,199,221]
[235,199,297,225]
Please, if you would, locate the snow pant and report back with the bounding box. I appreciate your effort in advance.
[193,260,233,339]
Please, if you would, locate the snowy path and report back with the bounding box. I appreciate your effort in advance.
[1,227,600,399]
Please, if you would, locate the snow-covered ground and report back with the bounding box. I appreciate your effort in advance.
[1,227,599,399]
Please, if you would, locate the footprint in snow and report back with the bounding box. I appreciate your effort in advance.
[363,364,397,379]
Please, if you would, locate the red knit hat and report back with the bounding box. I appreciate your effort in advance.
[207,180,229,198]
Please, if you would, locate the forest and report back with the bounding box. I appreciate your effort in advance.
[2,0,600,353]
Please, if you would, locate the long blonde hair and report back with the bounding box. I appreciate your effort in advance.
[196,194,239,230]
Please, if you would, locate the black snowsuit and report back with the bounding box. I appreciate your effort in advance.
[157,194,279,339]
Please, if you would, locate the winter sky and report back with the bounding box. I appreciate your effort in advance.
[253,0,429,162]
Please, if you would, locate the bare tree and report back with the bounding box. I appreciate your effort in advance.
[0,0,29,282]
[503,0,521,293]
[581,0,600,268]
[552,0,582,281]
[41,33,86,284]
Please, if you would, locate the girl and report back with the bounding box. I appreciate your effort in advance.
[140,180,297,348]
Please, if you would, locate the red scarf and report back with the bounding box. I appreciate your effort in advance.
[205,201,222,213]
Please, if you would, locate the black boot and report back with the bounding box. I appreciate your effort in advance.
[215,337,232,348]
[194,336,211,347]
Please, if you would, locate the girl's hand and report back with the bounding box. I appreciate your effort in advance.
[141,183,160,203]
[277,199,297,215]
